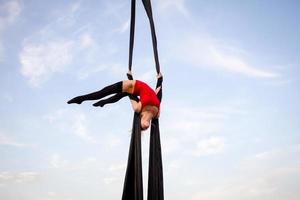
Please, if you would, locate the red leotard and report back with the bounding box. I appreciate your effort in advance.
[133,80,160,109]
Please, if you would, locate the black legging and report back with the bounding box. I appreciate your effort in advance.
[67,81,139,107]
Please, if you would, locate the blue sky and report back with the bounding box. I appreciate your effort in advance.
[1,0,300,199]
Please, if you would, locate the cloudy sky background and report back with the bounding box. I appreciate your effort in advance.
[1,0,300,199]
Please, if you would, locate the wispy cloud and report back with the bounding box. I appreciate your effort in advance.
[161,102,246,157]
[158,0,279,79]
[44,108,96,143]
[18,1,127,85]
[192,146,300,200]
[18,2,87,87]
[115,18,130,33]
[0,171,40,185]
[20,39,74,87]
[50,1,82,29]
[177,36,279,78]
[72,113,95,143]
[0,132,27,147]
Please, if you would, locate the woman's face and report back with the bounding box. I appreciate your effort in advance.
[140,111,152,130]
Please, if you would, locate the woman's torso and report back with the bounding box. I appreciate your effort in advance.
[133,80,160,109]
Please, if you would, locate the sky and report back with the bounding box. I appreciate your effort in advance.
[0,0,300,199]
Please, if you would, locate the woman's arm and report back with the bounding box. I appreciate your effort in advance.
[155,86,161,94]
[155,73,163,101]
[130,98,142,113]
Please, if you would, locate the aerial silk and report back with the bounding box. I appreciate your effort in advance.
[122,0,164,200]
[122,113,144,200]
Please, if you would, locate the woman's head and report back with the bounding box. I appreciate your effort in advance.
[140,106,159,130]
[141,119,150,130]
[140,111,153,130]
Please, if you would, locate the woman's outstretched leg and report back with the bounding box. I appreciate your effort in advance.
[67,81,123,104]
[93,92,129,107]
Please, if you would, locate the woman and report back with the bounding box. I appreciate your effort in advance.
[67,73,162,130]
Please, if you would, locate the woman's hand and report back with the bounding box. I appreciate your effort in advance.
[157,72,162,79]
[127,70,133,80]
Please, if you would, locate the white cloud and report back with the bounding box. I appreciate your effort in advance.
[178,36,279,78]
[72,113,96,143]
[254,151,278,161]
[209,44,278,78]
[192,146,300,200]
[160,103,246,157]
[17,1,126,85]
[18,1,88,86]
[0,171,40,185]
[54,2,82,28]
[193,136,226,156]
[116,18,130,33]
[0,132,27,147]
[44,108,96,143]
[213,168,300,200]
[20,39,74,87]
[156,0,280,80]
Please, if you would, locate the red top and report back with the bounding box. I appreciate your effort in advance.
[133,80,160,109]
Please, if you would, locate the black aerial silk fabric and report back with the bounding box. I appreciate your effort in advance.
[122,113,143,200]
[122,0,164,199]
[128,0,161,75]
[147,118,164,200]
[122,114,164,200]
